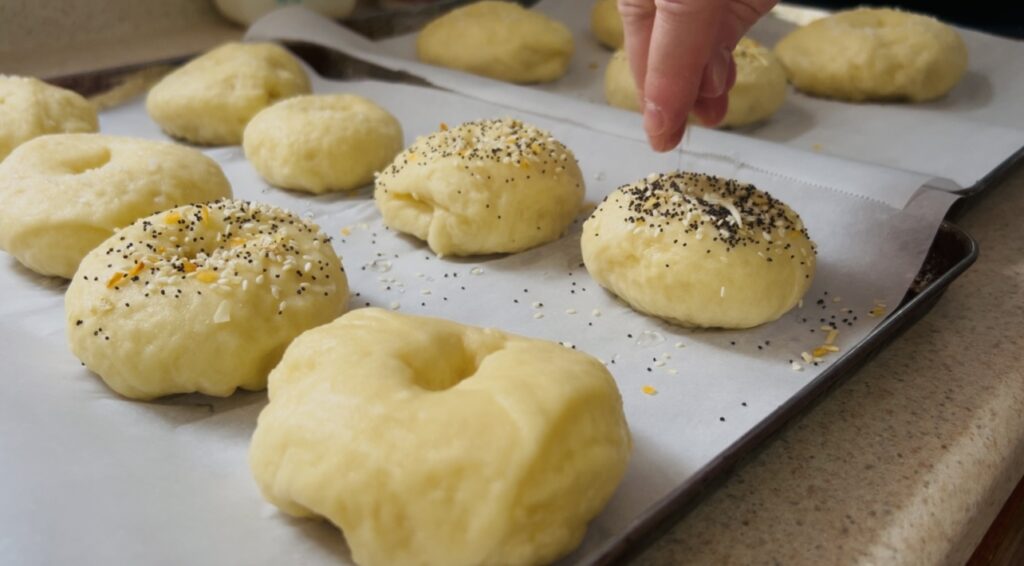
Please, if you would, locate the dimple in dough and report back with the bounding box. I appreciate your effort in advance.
[249,307,632,566]
[0,75,98,161]
[605,39,788,128]
[146,42,311,145]
[243,94,403,194]
[773,7,968,102]
[0,133,231,279]
[581,171,816,329]
[417,1,574,84]
[590,0,623,49]
[374,117,585,257]
[65,199,349,400]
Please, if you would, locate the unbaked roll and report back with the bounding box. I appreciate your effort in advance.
[582,171,816,328]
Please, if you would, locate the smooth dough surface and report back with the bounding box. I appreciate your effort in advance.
[773,8,967,102]
[146,42,311,145]
[605,39,788,127]
[66,199,348,400]
[591,0,623,49]
[243,94,403,194]
[417,1,574,84]
[375,118,585,256]
[0,134,231,279]
[250,308,631,566]
[582,172,816,329]
[0,75,98,161]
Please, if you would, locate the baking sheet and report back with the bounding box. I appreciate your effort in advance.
[0,69,957,564]
[246,1,1024,192]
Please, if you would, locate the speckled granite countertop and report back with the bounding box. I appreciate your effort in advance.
[634,169,1024,564]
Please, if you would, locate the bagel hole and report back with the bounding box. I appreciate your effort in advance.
[407,336,501,392]
[54,145,112,175]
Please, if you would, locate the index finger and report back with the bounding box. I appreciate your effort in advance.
[643,0,723,151]
[618,0,656,103]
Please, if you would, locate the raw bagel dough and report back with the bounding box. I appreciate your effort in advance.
[213,0,355,26]
[773,8,967,102]
[417,1,574,84]
[581,172,816,328]
[605,39,788,127]
[375,118,585,256]
[249,308,631,566]
[243,94,403,193]
[146,42,311,145]
[603,49,641,112]
[66,199,349,400]
[0,134,231,279]
[0,75,98,161]
[591,0,624,49]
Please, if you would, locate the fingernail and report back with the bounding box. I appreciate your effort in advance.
[706,47,731,97]
[644,100,668,137]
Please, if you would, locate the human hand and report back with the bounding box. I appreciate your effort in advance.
[618,0,777,151]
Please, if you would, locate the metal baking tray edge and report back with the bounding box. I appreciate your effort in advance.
[585,220,979,565]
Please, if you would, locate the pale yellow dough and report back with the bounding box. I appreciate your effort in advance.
[146,42,311,145]
[581,172,816,329]
[250,308,631,566]
[417,1,574,84]
[591,0,623,49]
[773,8,968,102]
[605,39,788,127]
[66,199,349,400]
[375,118,585,256]
[0,75,98,161]
[243,94,403,193]
[0,134,231,279]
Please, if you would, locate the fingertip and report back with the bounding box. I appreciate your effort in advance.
[648,122,686,153]
[693,94,729,127]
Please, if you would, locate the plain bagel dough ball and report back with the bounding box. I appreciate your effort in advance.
[0,134,231,279]
[250,308,632,566]
[591,0,623,49]
[213,0,355,26]
[773,8,968,102]
[0,75,98,161]
[66,199,349,400]
[417,1,574,84]
[582,172,816,328]
[604,49,641,112]
[146,42,311,145]
[605,39,788,127]
[375,118,585,256]
[243,94,403,193]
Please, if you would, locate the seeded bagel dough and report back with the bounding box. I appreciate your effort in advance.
[582,172,816,328]
[66,199,348,399]
[375,118,585,256]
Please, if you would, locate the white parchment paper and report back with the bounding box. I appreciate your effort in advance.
[0,72,957,565]
[247,1,1024,191]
